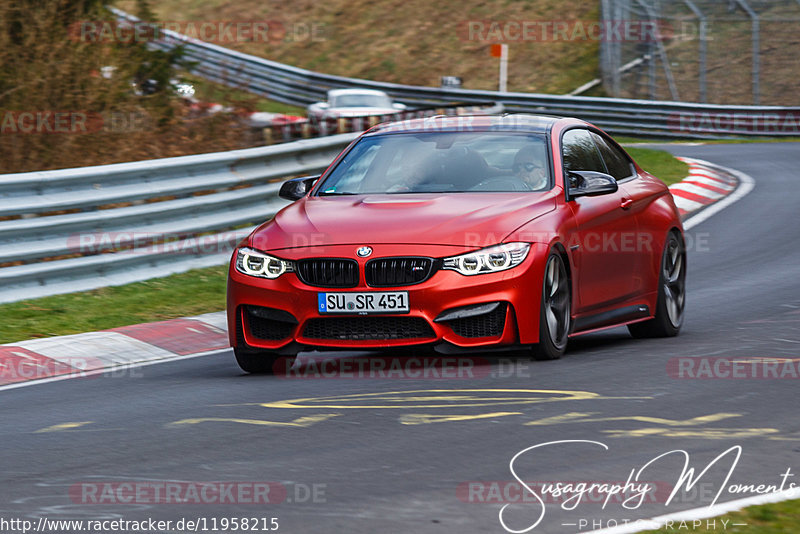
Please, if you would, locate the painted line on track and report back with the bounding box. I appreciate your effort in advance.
[679,158,756,231]
[669,157,743,217]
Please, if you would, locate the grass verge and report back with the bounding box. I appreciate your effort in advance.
[0,265,227,345]
[638,498,800,533]
[627,147,689,186]
[0,150,689,344]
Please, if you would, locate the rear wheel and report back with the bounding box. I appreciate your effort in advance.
[234,348,295,374]
[628,231,686,338]
[532,252,571,360]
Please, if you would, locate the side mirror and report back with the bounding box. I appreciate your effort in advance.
[318,102,330,109]
[567,171,618,198]
[393,102,407,111]
[279,175,320,201]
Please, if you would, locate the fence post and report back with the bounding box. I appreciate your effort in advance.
[683,0,707,103]
[635,0,679,101]
[733,0,760,105]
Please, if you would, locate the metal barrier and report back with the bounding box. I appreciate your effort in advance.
[112,7,800,140]
[262,101,504,143]
[0,133,358,304]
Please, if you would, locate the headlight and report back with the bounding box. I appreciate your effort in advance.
[235,247,295,279]
[442,243,530,276]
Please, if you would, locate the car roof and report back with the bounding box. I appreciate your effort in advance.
[365,114,571,135]
[327,88,390,98]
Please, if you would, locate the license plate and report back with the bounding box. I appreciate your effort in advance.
[318,291,409,314]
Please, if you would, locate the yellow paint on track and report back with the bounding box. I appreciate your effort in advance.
[253,388,632,410]
[168,414,340,428]
[524,412,742,427]
[34,421,93,433]
[603,428,780,439]
[400,412,522,425]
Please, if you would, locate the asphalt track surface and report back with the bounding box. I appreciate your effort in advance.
[1,142,799,534]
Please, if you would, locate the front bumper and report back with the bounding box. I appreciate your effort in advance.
[226,243,549,352]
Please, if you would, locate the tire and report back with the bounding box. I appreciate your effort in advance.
[628,231,686,338]
[532,252,571,360]
[234,347,294,374]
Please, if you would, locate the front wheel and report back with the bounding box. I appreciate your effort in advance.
[532,252,571,360]
[628,231,686,338]
[234,348,295,374]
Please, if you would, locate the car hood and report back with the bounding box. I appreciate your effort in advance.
[250,193,557,250]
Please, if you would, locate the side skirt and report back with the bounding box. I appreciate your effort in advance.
[570,304,651,336]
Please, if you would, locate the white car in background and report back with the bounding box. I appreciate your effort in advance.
[307,89,407,122]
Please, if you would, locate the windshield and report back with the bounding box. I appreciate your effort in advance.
[331,94,393,108]
[316,132,550,195]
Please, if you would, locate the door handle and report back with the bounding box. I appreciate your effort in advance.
[620,198,634,209]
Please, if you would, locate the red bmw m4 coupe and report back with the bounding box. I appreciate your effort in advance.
[226,115,686,373]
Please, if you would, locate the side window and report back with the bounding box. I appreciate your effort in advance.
[592,132,635,181]
[561,129,606,174]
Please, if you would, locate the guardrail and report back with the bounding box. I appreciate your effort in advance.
[0,133,358,304]
[112,8,800,140]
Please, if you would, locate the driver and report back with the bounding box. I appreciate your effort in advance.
[512,146,548,189]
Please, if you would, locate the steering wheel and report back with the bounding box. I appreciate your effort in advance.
[469,176,533,192]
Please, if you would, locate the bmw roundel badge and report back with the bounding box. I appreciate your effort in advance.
[356,246,373,257]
